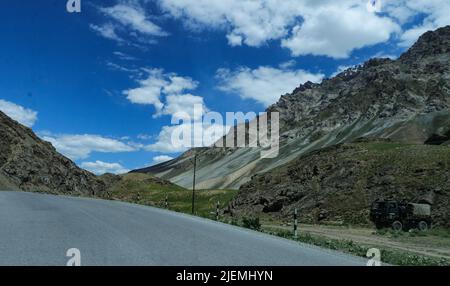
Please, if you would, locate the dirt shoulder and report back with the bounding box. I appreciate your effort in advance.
[263,223,450,260]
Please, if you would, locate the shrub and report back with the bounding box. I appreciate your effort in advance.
[242,217,261,231]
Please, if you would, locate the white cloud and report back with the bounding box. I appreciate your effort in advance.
[158,0,450,57]
[123,68,201,117]
[123,68,166,110]
[92,2,167,44]
[41,133,138,160]
[157,94,206,120]
[158,0,402,58]
[153,155,174,164]
[100,4,167,37]
[158,0,299,47]
[216,66,324,106]
[81,161,130,175]
[0,99,38,127]
[226,33,243,46]
[162,75,198,95]
[281,5,400,58]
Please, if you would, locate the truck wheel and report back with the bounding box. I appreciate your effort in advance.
[418,221,428,231]
[392,221,403,231]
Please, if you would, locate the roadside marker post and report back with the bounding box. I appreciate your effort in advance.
[191,152,197,215]
[294,208,298,239]
[165,195,168,209]
[216,201,220,221]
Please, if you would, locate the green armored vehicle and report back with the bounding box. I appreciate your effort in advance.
[370,200,432,231]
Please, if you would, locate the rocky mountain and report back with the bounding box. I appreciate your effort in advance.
[134,26,450,191]
[0,110,106,195]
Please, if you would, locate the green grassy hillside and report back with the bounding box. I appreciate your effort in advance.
[104,173,238,219]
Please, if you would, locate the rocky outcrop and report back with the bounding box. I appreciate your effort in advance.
[135,26,450,190]
[0,111,106,196]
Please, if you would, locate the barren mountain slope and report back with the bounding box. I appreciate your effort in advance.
[134,26,450,190]
[0,111,106,195]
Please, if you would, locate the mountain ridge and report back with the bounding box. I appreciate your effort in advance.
[134,25,450,190]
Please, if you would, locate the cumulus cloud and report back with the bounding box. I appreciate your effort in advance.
[162,75,199,95]
[281,5,400,58]
[158,0,403,58]
[81,161,130,175]
[41,133,138,160]
[216,66,324,106]
[153,155,174,164]
[157,0,450,57]
[158,0,301,47]
[123,68,203,118]
[0,99,38,127]
[157,94,206,120]
[123,68,166,109]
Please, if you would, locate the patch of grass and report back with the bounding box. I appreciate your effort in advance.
[363,142,408,151]
[426,228,450,238]
[166,189,239,218]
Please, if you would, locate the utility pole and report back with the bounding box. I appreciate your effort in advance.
[191,151,197,215]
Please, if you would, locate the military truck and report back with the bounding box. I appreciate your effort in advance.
[370,200,432,231]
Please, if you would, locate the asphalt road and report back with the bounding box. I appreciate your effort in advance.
[0,191,366,266]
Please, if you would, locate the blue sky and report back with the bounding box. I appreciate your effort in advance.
[0,0,448,174]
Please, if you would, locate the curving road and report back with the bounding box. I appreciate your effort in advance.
[0,191,366,266]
